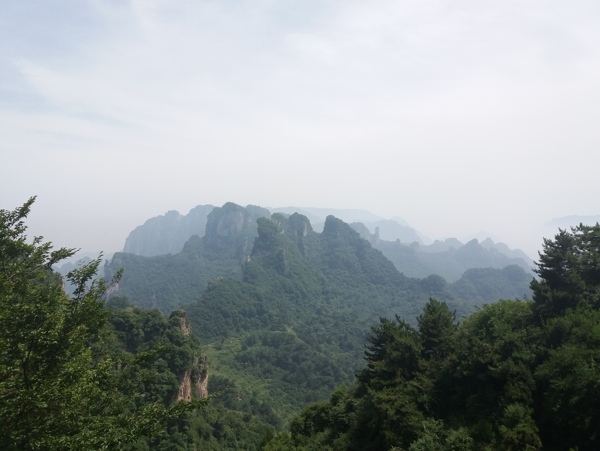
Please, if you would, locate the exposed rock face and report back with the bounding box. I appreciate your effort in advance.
[123,205,215,256]
[172,310,209,401]
[177,370,193,402]
[195,355,209,399]
[176,364,208,401]
[203,203,270,258]
[177,312,193,336]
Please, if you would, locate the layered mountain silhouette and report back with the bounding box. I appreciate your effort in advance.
[117,203,533,284]
[104,203,534,423]
[106,203,269,312]
[106,203,532,316]
[123,204,216,256]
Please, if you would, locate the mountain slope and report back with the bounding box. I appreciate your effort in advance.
[124,204,216,256]
[109,208,533,425]
[184,214,446,423]
[351,225,534,281]
[105,203,270,312]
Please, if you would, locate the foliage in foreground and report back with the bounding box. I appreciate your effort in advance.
[105,298,275,450]
[278,224,600,451]
[0,198,205,450]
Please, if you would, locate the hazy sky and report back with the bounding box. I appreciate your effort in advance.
[2,0,599,259]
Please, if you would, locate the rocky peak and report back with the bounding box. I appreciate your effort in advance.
[170,310,209,401]
[203,202,270,258]
[123,204,215,256]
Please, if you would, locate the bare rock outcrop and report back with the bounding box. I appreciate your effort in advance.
[172,310,209,401]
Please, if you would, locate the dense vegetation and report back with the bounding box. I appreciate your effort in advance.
[182,213,430,423]
[270,224,600,450]
[182,213,531,426]
[0,199,206,449]
[105,299,274,450]
[0,199,273,450]
[105,202,270,312]
[109,202,533,313]
[7,197,598,450]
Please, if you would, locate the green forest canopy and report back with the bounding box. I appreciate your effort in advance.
[0,198,208,449]
[271,223,600,451]
[3,197,600,450]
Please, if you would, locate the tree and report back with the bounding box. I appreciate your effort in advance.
[417,298,457,360]
[450,300,541,448]
[0,198,200,450]
[528,223,600,450]
[351,317,426,450]
[534,309,600,450]
[532,223,600,318]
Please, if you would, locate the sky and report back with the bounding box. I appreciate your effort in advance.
[2,0,600,259]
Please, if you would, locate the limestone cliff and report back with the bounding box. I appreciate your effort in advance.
[172,310,209,401]
[195,355,209,399]
[105,203,271,312]
[202,202,270,259]
[123,204,215,256]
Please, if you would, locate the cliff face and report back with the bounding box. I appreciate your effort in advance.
[172,311,209,401]
[202,203,270,259]
[123,205,215,256]
[122,203,271,259]
[177,370,193,402]
[105,203,271,313]
[195,355,209,399]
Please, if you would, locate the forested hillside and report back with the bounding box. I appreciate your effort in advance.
[105,299,275,450]
[180,213,531,425]
[267,224,600,451]
[184,212,429,423]
[105,202,270,312]
[116,202,533,286]
[4,198,600,450]
[107,203,532,316]
[105,205,532,427]
[0,199,278,450]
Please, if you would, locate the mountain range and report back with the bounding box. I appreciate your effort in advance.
[119,203,534,282]
[103,202,534,425]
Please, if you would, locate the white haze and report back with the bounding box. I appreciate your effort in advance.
[2,0,600,259]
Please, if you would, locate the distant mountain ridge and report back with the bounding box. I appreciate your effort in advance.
[123,204,215,256]
[107,203,533,318]
[106,203,270,311]
[120,203,532,282]
[122,205,427,257]
[350,224,534,281]
[178,210,532,423]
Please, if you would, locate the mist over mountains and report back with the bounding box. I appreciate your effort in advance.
[120,202,534,282]
[8,196,600,449]
[123,205,426,256]
[105,202,533,319]
[123,205,216,257]
[100,202,534,425]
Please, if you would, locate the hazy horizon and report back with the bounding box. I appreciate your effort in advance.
[21,198,598,263]
[2,1,600,260]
